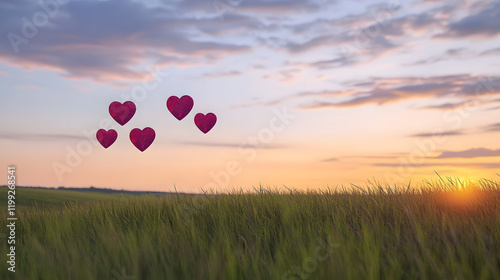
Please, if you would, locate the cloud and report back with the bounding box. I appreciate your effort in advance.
[297,89,358,98]
[0,0,498,86]
[286,29,401,69]
[342,155,403,159]
[435,148,500,159]
[308,57,352,69]
[202,71,241,78]
[299,74,500,109]
[406,48,474,66]
[415,98,500,110]
[486,106,500,111]
[282,0,497,69]
[253,1,405,68]
[303,91,397,108]
[279,35,340,54]
[235,0,321,15]
[249,74,500,110]
[435,2,500,38]
[0,0,251,82]
[374,162,500,169]
[483,123,500,132]
[418,101,468,110]
[15,84,45,91]
[262,68,301,82]
[411,131,463,138]
[321,157,339,162]
[479,47,500,57]
[178,141,285,149]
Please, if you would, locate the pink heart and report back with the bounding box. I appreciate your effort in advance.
[195,113,217,134]
[167,95,194,121]
[96,129,117,148]
[130,127,155,152]
[109,101,136,126]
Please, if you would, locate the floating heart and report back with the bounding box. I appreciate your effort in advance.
[167,95,194,121]
[109,101,136,126]
[96,129,117,148]
[130,127,155,152]
[194,113,217,134]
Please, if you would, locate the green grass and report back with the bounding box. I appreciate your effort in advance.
[0,187,127,211]
[1,179,500,280]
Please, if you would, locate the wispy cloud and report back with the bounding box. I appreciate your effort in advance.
[478,47,500,57]
[411,131,463,138]
[374,162,500,169]
[178,141,286,149]
[321,157,339,162]
[1,0,497,85]
[342,155,403,159]
[299,75,500,109]
[262,69,301,82]
[201,71,241,78]
[435,2,500,38]
[405,48,473,66]
[435,148,500,159]
[0,0,251,82]
[418,101,469,110]
[482,123,500,132]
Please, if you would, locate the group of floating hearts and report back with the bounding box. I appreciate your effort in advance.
[96,95,217,152]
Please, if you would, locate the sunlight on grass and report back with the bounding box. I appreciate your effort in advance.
[446,188,478,207]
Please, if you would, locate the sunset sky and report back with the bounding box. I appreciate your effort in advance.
[1,0,500,192]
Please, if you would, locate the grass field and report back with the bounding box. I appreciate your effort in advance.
[1,178,500,280]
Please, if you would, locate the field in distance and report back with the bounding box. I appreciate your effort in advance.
[0,179,499,280]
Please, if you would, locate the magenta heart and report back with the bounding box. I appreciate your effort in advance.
[109,101,136,126]
[167,95,194,121]
[130,127,155,152]
[96,129,117,148]
[195,113,217,134]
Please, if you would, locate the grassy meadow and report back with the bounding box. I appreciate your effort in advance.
[1,178,500,280]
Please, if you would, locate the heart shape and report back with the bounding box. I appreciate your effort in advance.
[109,101,136,126]
[195,113,217,134]
[130,127,155,152]
[96,129,117,148]
[167,95,194,121]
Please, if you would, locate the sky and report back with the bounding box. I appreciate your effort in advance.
[1,0,500,193]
